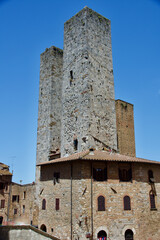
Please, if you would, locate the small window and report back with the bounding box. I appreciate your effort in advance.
[150,191,156,210]
[93,167,107,181]
[42,199,46,210]
[119,168,132,182]
[125,229,133,240]
[23,205,25,214]
[0,183,5,190]
[55,198,60,211]
[73,139,78,150]
[70,71,73,86]
[54,172,60,184]
[124,196,131,210]
[0,200,5,208]
[14,208,17,215]
[98,196,105,211]
[148,170,154,183]
[12,195,19,203]
[23,191,26,199]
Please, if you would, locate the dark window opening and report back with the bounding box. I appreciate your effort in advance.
[70,71,73,86]
[23,191,26,199]
[119,168,132,182]
[148,170,154,183]
[0,216,3,225]
[0,183,5,190]
[55,198,60,211]
[14,208,17,215]
[125,229,134,240]
[40,224,47,232]
[0,200,5,209]
[93,167,107,181]
[150,192,156,210]
[97,230,107,239]
[98,196,105,211]
[51,228,54,232]
[23,205,25,214]
[54,172,60,184]
[73,139,78,150]
[124,196,131,210]
[42,199,46,210]
[12,195,19,203]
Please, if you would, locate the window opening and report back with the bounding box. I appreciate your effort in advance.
[12,195,19,203]
[55,198,60,211]
[40,224,47,232]
[14,208,17,215]
[42,199,46,210]
[23,191,26,199]
[70,71,73,86]
[93,167,107,181]
[0,183,5,190]
[0,216,3,225]
[0,200,5,209]
[148,170,154,183]
[124,196,131,210]
[73,135,78,150]
[54,172,60,184]
[97,230,107,239]
[150,191,156,210]
[98,196,105,211]
[119,165,132,182]
[23,205,25,214]
[125,229,134,240]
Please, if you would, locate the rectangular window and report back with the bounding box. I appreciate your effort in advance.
[55,198,60,211]
[12,195,19,203]
[0,199,5,208]
[23,191,26,199]
[54,172,60,184]
[93,167,107,181]
[23,205,25,214]
[14,208,17,215]
[0,183,5,190]
[119,163,132,182]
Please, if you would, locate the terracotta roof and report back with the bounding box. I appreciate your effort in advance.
[37,149,160,166]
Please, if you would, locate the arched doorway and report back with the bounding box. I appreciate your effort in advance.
[0,216,3,225]
[125,229,134,240]
[97,230,107,239]
[40,224,47,232]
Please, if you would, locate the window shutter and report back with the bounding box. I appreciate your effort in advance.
[104,167,107,181]
[98,196,105,211]
[124,196,131,210]
[150,194,156,209]
[56,198,59,210]
[1,200,5,208]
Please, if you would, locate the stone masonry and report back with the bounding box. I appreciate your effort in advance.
[61,7,117,157]
[115,99,136,157]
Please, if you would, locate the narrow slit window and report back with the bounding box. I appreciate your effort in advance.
[124,196,131,210]
[55,198,60,211]
[98,196,105,211]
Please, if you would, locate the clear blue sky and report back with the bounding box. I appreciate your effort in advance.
[0,0,160,184]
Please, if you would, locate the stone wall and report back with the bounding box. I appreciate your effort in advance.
[38,160,160,240]
[0,225,60,240]
[115,99,136,157]
[61,7,117,157]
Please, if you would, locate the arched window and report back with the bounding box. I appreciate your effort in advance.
[124,196,131,210]
[97,230,107,239]
[98,196,105,211]
[125,229,134,240]
[150,191,156,209]
[40,224,47,232]
[42,199,46,210]
[148,170,154,183]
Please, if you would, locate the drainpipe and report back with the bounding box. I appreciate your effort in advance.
[91,162,93,240]
[71,163,73,240]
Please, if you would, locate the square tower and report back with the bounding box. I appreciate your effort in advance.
[61,7,117,156]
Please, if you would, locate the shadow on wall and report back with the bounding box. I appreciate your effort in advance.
[0,228,9,240]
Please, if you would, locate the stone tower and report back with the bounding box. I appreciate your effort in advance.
[36,46,63,166]
[61,7,117,157]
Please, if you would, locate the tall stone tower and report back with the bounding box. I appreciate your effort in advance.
[36,46,63,166]
[61,7,117,157]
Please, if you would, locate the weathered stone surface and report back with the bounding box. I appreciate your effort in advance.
[61,7,117,157]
